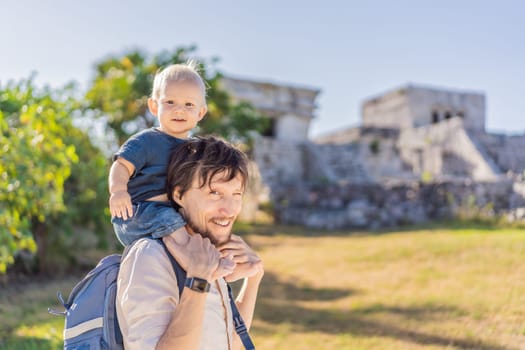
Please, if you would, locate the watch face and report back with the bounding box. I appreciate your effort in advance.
[186,277,211,293]
[193,279,209,292]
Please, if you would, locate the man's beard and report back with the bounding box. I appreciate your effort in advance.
[185,215,232,246]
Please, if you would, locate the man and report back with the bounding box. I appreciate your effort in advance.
[116,136,264,350]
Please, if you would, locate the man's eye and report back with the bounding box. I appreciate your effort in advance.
[233,192,243,196]
[210,191,221,196]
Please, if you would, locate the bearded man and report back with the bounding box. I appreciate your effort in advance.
[116,136,263,350]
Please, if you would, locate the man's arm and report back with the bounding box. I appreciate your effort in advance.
[117,239,190,350]
[108,157,135,219]
[155,288,208,350]
[156,233,222,350]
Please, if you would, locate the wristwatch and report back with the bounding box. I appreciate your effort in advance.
[184,277,211,293]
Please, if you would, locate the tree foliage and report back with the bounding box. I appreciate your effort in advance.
[85,46,270,145]
[0,78,110,274]
[0,79,77,273]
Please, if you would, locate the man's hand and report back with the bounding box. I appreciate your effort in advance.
[163,228,234,282]
[109,190,133,220]
[218,235,263,282]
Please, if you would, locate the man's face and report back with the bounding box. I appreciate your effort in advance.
[174,172,244,246]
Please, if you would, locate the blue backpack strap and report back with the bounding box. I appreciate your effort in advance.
[158,238,255,349]
[158,239,186,298]
[227,284,256,350]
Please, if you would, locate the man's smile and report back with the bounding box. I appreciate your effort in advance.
[211,218,233,227]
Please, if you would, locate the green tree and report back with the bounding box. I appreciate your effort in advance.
[0,78,111,274]
[85,46,270,146]
[0,79,77,273]
[43,119,112,271]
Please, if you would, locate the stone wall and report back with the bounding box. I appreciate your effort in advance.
[475,132,525,175]
[314,126,361,144]
[250,128,525,229]
[274,114,311,142]
[313,142,369,183]
[398,117,501,181]
[362,87,413,129]
[407,86,485,131]
[251,137,345,190]
[238,160,271,222]
[273,180,525,230]
[251,137,305,189]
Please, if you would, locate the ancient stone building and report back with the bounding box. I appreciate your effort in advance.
[315,84,525,183]
[361,84,486,131]
[222,78,525,228]
[221,76,320,142]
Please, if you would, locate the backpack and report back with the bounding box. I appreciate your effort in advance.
[49,253,125,349]
[50,239,255,350]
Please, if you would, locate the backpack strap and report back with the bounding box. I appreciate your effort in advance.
[158,239,255,349]
[158,239,186,298]
[227,284,256,350]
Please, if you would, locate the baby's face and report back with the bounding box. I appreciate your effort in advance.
[153,80,207,138]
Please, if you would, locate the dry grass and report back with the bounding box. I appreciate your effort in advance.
[242,222,525,350]
[1,222,525,349]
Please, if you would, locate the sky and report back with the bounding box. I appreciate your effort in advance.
[1,0,524,137]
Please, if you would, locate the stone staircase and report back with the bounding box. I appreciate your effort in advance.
[308,142,371,183]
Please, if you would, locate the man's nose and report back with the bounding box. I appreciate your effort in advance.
[219,196,240,216]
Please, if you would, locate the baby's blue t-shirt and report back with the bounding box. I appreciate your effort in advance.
[113,128,184,203]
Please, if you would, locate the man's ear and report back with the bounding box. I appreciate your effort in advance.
[171,187,184,207]
[197,105,207,121]
[147,98,159,117]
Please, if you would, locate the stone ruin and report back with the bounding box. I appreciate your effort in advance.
[221,78,525,228]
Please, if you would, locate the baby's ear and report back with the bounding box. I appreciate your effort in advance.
[147,98,159,117]
[198,105,207,121]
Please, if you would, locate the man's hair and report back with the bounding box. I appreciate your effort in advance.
[167,136,249,208]
[151,60,207,101]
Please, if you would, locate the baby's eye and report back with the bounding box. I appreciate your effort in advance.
[185,102,195,108]
[165,100,174,105]
[233,192,244,197]
[210,190,221,196]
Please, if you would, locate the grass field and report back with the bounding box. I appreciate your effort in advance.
[1,222,524,349]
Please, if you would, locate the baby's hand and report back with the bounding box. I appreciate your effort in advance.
[109,191,133,220]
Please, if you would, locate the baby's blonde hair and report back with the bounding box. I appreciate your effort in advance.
[151,60,206,101]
